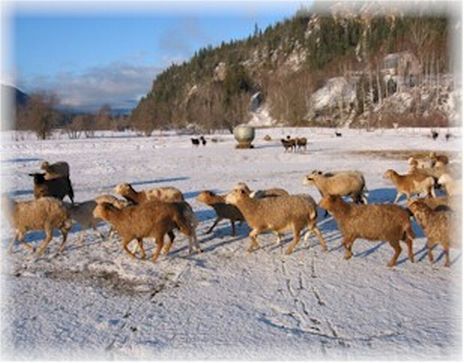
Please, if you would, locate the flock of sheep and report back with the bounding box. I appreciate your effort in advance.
[3,150,461,268]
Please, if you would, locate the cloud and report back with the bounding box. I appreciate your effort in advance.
[20,62,163,112]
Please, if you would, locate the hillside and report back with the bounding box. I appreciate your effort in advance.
[131,2,456,134]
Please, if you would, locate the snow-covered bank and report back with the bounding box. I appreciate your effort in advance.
[1,127,462,360]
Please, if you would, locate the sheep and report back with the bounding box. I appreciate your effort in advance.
[408,200,455,267]
[114,182,184,203]
[225,189,327,254]
[93,201,201,262]
[63,200,105,240]
[3,196,73,256]
[407,156,434,171]
[296,137,307,151]
[335,131,342,137]
[438,173,462,196]
[431,130,439,140]
[281,138,296,152]
[303,170,368,204]
[95,194,131,209]
[429,152,449,167]
[233,182,289,199]
[413,196,453,212]
[191,138,200,146]
[319,195,415,267]
[383,169,435,203]
[200,136,207,146]
[29,173,74,204]
[40,161,70,179]
[196,190,244,236]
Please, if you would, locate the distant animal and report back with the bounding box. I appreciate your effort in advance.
[431,130,439,140]
[263,135,272,141]
[191,138,200,146]
[445,132,452,141]
[281,138,296,152]
[29,173,74,204]
[200,136,207,146]
[295,137,307,151]
[335,131,343,137]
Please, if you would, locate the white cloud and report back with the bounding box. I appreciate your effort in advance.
[20,62,163,112]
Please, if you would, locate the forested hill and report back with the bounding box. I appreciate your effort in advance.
[131,3,454,134]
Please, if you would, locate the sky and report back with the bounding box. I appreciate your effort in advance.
[4,1,308,112]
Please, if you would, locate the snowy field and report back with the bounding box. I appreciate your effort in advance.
[0,127,462,360]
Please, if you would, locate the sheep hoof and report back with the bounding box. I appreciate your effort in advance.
[344,253,352,260]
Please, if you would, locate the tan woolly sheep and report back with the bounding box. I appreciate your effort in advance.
[408,200,456,267]
[3,196,72,256]
[114,182,184,203]
[40,160,70,179]
[383,169,435,203]
[225,189,327,254]
[319,195,415,267]
[93,201,201,262]
[95,194,131,209]
[63,200,105,240]
[303,170,368,204]
[196,190,244,236]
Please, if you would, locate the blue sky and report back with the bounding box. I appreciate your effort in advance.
[6,1,308,111]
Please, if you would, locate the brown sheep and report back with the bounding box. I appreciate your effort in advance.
[93,201,201,262]
[319,195,415,267]
[3,196,72,256]
[383,169,435,203]
[408,200,455,267]
[29,173,74,204]
[196,191,244,236]
[233,182,289,199]
[225,189,327,254]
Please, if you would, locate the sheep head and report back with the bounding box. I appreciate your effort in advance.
[28,173,46,183]
[114,183,133,196]
[383,169,396,180]
[225,188,249,205]
[40,161,50,170]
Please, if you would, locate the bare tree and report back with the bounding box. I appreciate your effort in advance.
[19,92,59,140]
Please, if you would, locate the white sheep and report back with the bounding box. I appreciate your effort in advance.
[3,196,73,256]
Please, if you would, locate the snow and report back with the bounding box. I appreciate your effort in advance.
[0,127,462,360]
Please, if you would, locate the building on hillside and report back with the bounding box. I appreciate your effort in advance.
[381,51,422,94]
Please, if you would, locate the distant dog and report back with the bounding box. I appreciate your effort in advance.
[191,138,200,146]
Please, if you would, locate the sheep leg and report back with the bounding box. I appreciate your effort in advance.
[430,186,436,198]
[311,226,328,252]
[247,229,261,252]
[230,220,236,236]
[151,233,165,263]
[135,238,146,259]
[189,231,202,254]
[161,230,176,255]
[206,217,222,234]
[57,227,69,254]
[427,240,436,264]
[8,232,19,254]
[387,240,402,267]
[122,238,138,259]
[274,232,282,245]
[444,246,450,267]
[343,236,355,260]
[285,227,301,255]
[393,192,403,203]
[36,228,53,256]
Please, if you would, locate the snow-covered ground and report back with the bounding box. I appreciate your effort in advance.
[0,127,462,360]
